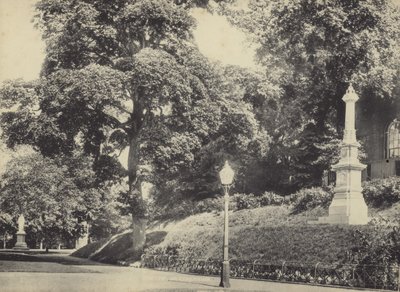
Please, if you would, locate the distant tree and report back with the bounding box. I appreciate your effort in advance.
[90,183,132,241]
[0,152,100,250]
[0,212,14,248]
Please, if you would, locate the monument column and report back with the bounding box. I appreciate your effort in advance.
[13,214,29,250]
[317,84,369,225]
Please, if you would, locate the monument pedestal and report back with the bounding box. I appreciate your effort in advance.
[13,231,29,250]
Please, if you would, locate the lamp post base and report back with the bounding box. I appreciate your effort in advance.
[219,261,230,288]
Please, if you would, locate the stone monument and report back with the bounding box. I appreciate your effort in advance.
[14,214,29,250]
[317,84,369,225]
[75,221,89,249]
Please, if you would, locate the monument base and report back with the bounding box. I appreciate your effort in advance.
[309,191,369,225]
[13,232,29,250]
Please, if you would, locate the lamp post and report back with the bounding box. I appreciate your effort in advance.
[219,161,234,288]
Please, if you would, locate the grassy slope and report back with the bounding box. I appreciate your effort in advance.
[71,229,167,264]
[149,206,360,263]
[73,203,400,265]
[147,203,400,264]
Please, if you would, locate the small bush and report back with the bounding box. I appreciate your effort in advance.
[362,177,400,207]
[290,187,334,214]
[232,192,284,210]
[150,196,225,221]
[151,200,196,221]
[145,244,181,257]
[233,193,260,210]
[195,197,224,213]
[259,191,284,206]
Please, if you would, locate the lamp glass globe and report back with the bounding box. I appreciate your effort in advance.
[219,161,234,185]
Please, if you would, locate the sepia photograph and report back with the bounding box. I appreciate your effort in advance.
[0,0,400,291]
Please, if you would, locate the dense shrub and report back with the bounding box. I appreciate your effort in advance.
[350,218,400,266]
[290,187,334,214]
[260,191,285,206]
[233,193,260,210]
[145,244,181,257]
[150,196,225,221]
[362,177,400,207]
[195,197,224,213]
[233,192,285,210]
[150,200,196,221]
[152,191,289,220]
[349,218,400,290]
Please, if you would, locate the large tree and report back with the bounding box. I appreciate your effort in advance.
[221,0,400,189]
[1,0,264,253]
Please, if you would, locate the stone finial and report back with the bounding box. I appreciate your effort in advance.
[342,84,359,103]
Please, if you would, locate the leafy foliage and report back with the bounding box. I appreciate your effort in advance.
[221,0,400,190]
[0,152,97,248]
[351,218,400,265]
[233,192,285,210]
[350,218,400,288]
[290,186,334,214]
[148,196,223,221]
[0,212,14,238]
[362,177,400,207]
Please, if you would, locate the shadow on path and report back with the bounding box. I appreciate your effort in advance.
[0,252,110,266]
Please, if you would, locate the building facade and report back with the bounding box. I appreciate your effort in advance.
[357,94,400,180]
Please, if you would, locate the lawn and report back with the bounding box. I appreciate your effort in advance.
[0,252,102,273]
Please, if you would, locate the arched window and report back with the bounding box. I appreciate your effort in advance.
[387,120,400,158]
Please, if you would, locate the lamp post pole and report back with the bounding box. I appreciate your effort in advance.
[220,184,231,288]
[219,160,234,288]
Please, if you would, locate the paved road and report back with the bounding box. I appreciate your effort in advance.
[0,253,376,292]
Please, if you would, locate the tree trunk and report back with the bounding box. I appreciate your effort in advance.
[128,132,146,253]
[132,217,146,254]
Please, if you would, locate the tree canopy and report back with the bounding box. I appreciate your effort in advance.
[221,0,400,189]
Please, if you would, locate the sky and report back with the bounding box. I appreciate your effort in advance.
[0,0,256,84]
[0,0,45,83]
[2,0,400,83]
